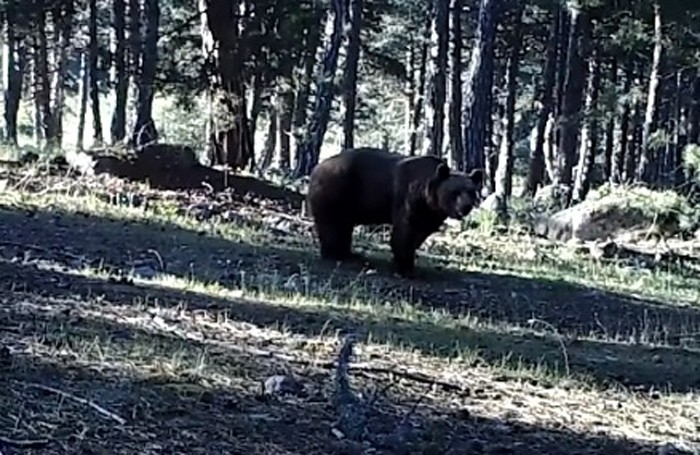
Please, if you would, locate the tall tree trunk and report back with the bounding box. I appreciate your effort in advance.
[668,69,683,186]
[572,48,602,203]
[132,0,160,148]
[260,102,277,170]
[602,57,617,181]
[129,0,140,95]
[202,0,254,170]
[278,90,294,170]
[689,71,700,145]
[408,18,431,156]
[34,1,53,148]
[292,6,325,151]
[523,4,559,196]
[50,0,74,148]
[89,0,104,146]
[295,0,349,177]
[111,0,128,144]
[461,0,502,172]
[612,60,633,183]
[625,91,643,183]
[636,1,663,184]
[77,51,89,150]
[448,0,463,168]
[342,0,362,150]
[493,2,524,211]
[404,41,416,152]
[3,1,26,145]
[422,0,449,157]
[555,5,590,199]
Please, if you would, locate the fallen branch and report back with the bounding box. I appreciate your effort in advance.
[236,344,467,393]
[0,435,50,448]
[26,383,127,425]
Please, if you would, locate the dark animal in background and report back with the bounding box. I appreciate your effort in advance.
[306,147,484,277]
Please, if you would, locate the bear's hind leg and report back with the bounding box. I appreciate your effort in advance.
[315,219,354,261]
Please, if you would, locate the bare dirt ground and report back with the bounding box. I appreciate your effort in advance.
[0,167,698,454]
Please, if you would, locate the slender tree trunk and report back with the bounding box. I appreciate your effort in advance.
[292,6,325,151]
[603,57,617,181]
[34,1,53,148]
[3,1,26,145]
[524,4,559,196]
[612,60,632,183]
[278,90,294,170]
[422,0,449,157]
[625,91,643,183]
[448,0,463,168]
[668,69,683,186]
[689,71,700,145]
[89,0,104,146]
[572,48,602,203]
[409,17,431,156]
[462,0,502,172]
[132,0,160,148]
[295,0,349,177]
[493,2,524,210]
[260,102,277,170]
[77,51,89,150]
[50,1,73,148]
[202,0,254,170]
[342,0,362,150]
[404,41,416,151]
[555,6,590,197]
[636,1,663,184]
[111,0,128,144]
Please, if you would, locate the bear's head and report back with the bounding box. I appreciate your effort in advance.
[426,163,484,219]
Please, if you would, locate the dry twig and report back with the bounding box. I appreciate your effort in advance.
[25,383,127,425]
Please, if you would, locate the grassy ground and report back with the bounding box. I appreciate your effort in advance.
[0,165,698,454]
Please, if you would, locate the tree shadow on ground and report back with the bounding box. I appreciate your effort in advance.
[0,204,699,393]
[0,294,693,454]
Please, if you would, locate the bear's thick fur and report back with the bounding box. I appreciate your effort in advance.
[306,147,483,277]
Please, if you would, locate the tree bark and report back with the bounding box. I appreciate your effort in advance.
[636,1,663,184]
[342,0,362,150]
[77,51,89,151]
[292,6,325,150]
[89,0,104,146]
[202,0,254,170]
[295,0,349,177]
[612,60,632,184]
[422,0,449,157]
[408,17,431,156]
[689,71,700,145]
[34,0,53,148]
[50,0,74,148]
[602,57,617,181]
[132,0,160,148]
[523,4,559,196]
[3,1,27,145]
[461,0,502,172]
[555,5,590,196]
[572,48,602,203]
[448,0,463,168]
[493,2,524,209]
[111,0,128,144]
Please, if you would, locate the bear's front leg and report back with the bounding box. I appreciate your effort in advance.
[390,224,417,278]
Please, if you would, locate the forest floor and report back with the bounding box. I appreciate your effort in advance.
[0,164,698,454]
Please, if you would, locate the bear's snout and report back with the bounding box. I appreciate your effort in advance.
[453,195,474,218]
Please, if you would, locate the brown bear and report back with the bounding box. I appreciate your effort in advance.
[306,147,483,277]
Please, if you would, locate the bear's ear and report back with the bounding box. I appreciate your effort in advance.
[468,168,484,188]
[435,163,450,181]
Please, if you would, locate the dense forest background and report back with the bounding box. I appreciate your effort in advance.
[2,0,700,211]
